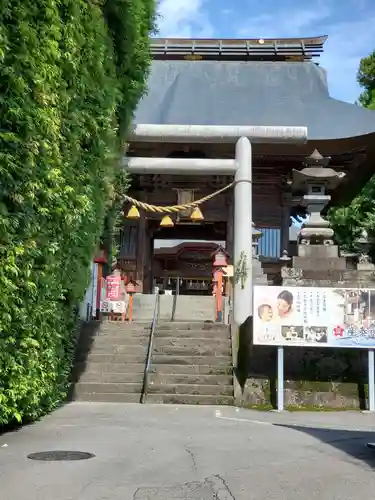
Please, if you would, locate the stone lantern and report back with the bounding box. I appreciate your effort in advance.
[291,149,346,246]
[252,223,262,259]
[356,229,375,270]
[282,149,348,281]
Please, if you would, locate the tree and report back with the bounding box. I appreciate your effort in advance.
[357,50,375,109]
[328,49,375,250]
[0,0,156,425]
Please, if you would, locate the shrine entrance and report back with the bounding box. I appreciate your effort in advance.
[150,217,227,295]
[153,239,225,295]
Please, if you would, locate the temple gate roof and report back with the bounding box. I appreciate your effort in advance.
[134,37,375,141]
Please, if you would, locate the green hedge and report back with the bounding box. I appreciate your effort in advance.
[0,0,155,425]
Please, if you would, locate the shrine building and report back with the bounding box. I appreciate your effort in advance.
[115,36,375,294]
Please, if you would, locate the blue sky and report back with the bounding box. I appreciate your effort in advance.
[157,0,375,103]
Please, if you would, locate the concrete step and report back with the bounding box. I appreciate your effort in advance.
[84,332,151,340]
[146,393,234,405]
[76,353,147,364]
[78,338,150,349]
[153,345,231,357]
[152,355,232,365]
[77,345,148,355]
[156,329,230,338]
[149,364,233,375]
[148,373,232,385]
[97,327,151,335]
[74,362,146,374]
[156,322,228,331]
[149,383,233,396]
[153,337,231,348]
[81,321,151,332]
[73,382,143,394]
[75,372,144,384]
[73,392,142,403]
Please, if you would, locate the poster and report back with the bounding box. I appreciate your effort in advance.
[253,286,375,349]
[106,275,121,301]
[99,276,127,313]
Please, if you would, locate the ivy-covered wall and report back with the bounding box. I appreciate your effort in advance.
[0,0,155,425]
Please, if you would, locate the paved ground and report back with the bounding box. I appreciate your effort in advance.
[1,403,375,500]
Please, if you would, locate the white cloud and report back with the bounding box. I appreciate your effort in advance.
[238,6,331,39]
[237,4,375,103]
[320,17,375,102]
[157,0,213,38]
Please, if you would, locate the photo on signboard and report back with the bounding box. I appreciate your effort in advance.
[257,303,274,322]
[276,290,295,321]
[281,325,303,341]
[332,288,370,329]
[365,289,375,324]
[304,326,328,344]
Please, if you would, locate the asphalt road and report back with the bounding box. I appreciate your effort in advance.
[1,403,375,499]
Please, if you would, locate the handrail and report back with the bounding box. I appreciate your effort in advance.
[141,292,160,403]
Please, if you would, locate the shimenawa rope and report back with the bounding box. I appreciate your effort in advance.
[123,182,234,214]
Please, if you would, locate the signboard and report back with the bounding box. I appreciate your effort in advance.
[100,300,126,314]
[106,275,121,301]
[99,276,127,314]
[253,286,375,349]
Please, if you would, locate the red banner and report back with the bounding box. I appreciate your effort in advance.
[106,276,121,301]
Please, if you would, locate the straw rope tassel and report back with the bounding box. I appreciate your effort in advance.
[123,182,234,214]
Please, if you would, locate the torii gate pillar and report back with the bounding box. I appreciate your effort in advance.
[233,137,252,325]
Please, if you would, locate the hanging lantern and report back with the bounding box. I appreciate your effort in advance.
[127,205,140,220]
[190,206,204,221]
[160,215,174,227]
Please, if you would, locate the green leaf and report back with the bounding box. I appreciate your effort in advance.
[0,0,156,426]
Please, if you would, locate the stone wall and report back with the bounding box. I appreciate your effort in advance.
[233,318,369,409]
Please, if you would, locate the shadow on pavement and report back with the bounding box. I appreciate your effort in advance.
[274,423,375,470]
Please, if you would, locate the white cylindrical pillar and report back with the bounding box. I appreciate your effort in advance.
[233,137,253,325]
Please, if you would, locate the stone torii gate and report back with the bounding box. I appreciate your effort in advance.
[124,124,307,326]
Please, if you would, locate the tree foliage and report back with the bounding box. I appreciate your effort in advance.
[358,50,375,109]
[0,0,155,425]
[328,49,375,249]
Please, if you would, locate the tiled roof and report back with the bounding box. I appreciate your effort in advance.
[134,60,375,141]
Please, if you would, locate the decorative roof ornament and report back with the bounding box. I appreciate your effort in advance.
[303,149,331,168]
[280,250,291,262]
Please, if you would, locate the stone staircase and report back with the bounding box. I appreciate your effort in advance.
[146,321,234,405]
[132,295,217,322]
[71,321,149,403]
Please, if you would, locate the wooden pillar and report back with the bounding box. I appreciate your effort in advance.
[281,192,292,255]
[136,211,147,293]
[142,223,154,294]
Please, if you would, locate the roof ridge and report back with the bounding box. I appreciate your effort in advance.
[150,36,328,62]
